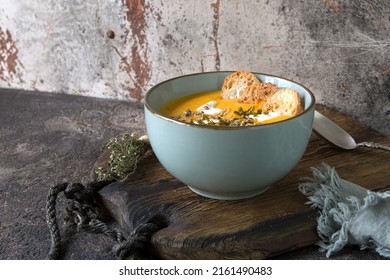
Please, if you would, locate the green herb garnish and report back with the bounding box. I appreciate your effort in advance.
[95,133,151,181]
[234,106,263,117]
[177,106,265,127]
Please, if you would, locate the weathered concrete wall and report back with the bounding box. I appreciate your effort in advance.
[0,0,389,135]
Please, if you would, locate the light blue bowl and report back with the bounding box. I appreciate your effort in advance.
[144,71,315,200]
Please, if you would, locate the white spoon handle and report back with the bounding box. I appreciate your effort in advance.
[313,111,356,150]
[313,111,390,151]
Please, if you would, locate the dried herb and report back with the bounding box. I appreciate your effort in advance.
[95,133,151,181]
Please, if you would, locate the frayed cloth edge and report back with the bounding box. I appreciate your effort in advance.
[299,163,389,258]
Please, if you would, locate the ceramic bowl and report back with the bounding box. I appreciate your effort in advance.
[144,71,315,200]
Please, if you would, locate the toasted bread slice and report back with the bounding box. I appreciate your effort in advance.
[263,88,303,116]
[221,70,261,100]
[239,82,278,104]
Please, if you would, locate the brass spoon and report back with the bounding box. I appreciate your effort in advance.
[313,111,390,151]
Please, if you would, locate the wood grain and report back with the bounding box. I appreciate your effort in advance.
[94,105,390,259]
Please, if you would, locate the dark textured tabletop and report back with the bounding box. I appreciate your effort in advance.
[0,88,386,260]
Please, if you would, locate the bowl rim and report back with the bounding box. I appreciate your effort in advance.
[144,71,316,130]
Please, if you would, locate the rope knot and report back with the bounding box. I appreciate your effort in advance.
[46,180,113,259]
[46,180,164,260]
[113,220,165,260]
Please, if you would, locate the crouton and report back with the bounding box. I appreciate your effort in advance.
[263,88,303,116]
[239,82,278,104]
[221,70,261,100]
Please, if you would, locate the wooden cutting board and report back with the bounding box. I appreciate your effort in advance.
[94,104,390,259]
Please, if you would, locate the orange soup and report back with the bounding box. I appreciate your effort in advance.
[159,90,292,127]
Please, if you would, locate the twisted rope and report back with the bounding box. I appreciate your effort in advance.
[46,180,163,260]
[46,182,68,260]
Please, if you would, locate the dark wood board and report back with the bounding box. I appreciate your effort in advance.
[94,104,390,259]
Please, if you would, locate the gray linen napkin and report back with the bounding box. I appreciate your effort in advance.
[299,163,390,258]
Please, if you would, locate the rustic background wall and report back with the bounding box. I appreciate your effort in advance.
[0,0,389,135]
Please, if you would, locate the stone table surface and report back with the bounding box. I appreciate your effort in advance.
[0,88,386,260]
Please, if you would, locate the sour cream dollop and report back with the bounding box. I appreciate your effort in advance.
[197,101,224,115]
[252,111,281,122]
